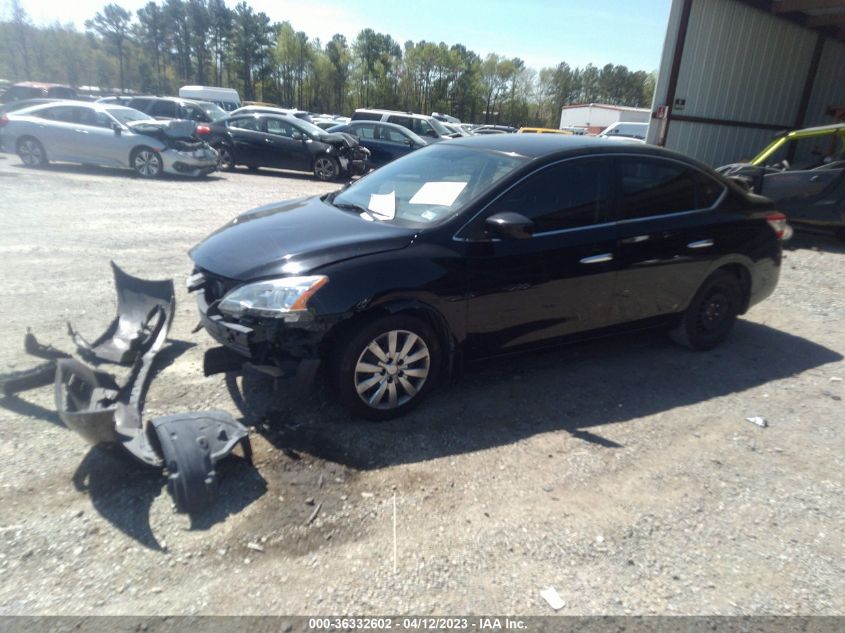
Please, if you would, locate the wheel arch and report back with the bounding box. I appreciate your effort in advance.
[322,298,457,379]
[699,255,754,315]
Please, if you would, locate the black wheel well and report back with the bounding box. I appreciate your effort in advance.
[322,303,455,375]
[16,135,37,149]
[716,263,752,313]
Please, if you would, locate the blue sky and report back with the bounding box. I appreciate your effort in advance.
[15,0,673,72]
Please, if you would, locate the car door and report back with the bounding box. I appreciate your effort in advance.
[761,166,845,227]
[226,116,265,165]
[72,106,121,165]
[263,117,313,171]
[462,157,618,357]
[380,125,417,163]
[30,105,81,160]
[612,156,727,323]
[349,122,386,166]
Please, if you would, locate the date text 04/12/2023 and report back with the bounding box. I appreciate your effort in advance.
[307,617,527,630]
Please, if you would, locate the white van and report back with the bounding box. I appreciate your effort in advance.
[598,121,649,141]
[178,85,241,112]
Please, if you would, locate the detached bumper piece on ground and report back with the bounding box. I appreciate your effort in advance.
[0,262,250,515]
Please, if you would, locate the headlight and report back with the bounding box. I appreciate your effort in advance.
[218,276,328,319]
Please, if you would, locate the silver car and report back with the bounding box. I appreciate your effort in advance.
[0,101,218,178]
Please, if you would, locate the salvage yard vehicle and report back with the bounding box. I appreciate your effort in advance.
[326,120,428,168]
[188,135,788,420]
[208,112,369,181]
[127,96,228,124]
[0,101,218,178]
[718,123,845,240]
[350,108,456,141]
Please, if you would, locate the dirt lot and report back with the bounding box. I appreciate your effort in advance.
[0,154,843,616]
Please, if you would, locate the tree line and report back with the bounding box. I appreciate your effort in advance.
[0,0,656,128]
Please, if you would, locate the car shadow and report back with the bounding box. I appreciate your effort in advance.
[72,441,265,549]
[256,320,842,470]
[785,232,845,254]
[11,162,224,181]
[227,165,340,184]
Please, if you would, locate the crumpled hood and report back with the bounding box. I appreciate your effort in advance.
[319,131,359,148]
[129,119,197,139]
[189,195,416,281]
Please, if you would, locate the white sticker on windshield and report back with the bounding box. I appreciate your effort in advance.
[409,181,468,206]
[368,191,396,219]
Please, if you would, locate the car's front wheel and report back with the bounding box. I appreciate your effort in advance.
[670,270,743,350]
[17,137,47,167]
[331,314,441,420]
[131,146,163,178]
[313,155,340,181]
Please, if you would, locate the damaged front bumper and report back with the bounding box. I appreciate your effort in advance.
[190,270,326,392]
[1,262,251,515]
[161,146,219,177]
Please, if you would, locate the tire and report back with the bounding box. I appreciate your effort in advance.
[131,146,163,178]
[217,145,236,171]
[313,155,340,181]
[669,270,743,350]
[330,314,441,421]
[17,137,47,167]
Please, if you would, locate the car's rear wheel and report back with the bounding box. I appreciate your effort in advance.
[314,155,340,181]
[17,137,47,167]
[330,314,441,420]
[670,270,742,350]
[131,146,163,178]
[217,145,235,171]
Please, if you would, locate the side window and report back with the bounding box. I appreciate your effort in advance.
[128,98,152,113]
[182,104,207,122]
[416,119,434,137]
[387,115,412,131]
[384,127,410,144]
[352,123,377,140]
[78,108,112,128]
[487,159,611,233]
[37,106,79,123]
[151,100,177,118]
[619,158,722,219]
[353,112,382,121]
[228,117,261,132]
[265,118,295,137]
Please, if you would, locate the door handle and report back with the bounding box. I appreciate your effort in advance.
[810,175,821,182]
[620,234,650,244]
[580,253,614,264]
[687,239,714,249]
[74,129,89,134]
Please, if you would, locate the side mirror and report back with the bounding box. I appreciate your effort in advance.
[112,123,122,136]
[485,212,535,240]
[291,131,304,141]
[425,130,438,138]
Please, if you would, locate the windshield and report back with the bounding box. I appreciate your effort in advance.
[294,118,331,138]
[197,101,228,122]
[329,144,528,228]
[106,106,153,125]
[428,117,451,136]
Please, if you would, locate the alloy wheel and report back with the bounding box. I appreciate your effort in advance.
[19,140,43,166]
[314,157,338,180]
[134,150,162,177]
[354,329,431,410]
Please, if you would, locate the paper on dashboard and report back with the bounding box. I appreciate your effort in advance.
[367,191,396,219]
[409,181,467,206]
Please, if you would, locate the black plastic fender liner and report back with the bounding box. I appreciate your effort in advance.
[67,261,176,365]
[0,333,72,397]
[151,411,251,513]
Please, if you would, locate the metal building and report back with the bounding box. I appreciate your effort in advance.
[648,0,845,166]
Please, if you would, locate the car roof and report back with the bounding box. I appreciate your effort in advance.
[355,108,432,119]
[445,133,694,162]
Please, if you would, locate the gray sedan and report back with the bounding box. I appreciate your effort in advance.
[0,101,218,178]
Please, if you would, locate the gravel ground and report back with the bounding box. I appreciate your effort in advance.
[0,154,843,616]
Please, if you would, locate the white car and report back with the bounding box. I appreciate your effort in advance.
[598,122,648,143]
[0,101,218,178]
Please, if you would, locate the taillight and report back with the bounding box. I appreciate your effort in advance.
[0,114,8,128]
[766,212,792,240]
[195,125,211,135]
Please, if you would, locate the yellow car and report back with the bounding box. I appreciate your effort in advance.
[517,127,573,135]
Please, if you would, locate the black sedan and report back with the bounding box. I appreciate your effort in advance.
[189,135,787,420]
[208,113,369,181]
[327,120,428,168]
